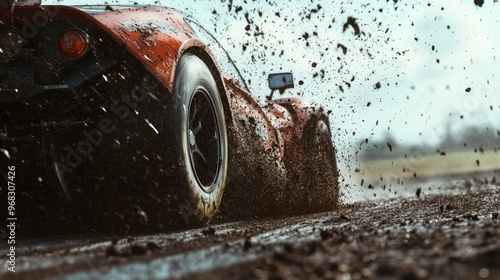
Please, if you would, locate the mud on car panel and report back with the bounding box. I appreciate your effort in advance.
[0,3,339,235]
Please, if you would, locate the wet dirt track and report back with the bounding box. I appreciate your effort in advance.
[2,178,500,280]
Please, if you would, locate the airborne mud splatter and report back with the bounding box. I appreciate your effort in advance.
[342,16,360,36]
[2,0,500,278]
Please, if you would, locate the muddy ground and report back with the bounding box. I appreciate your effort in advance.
[2,177,500,279]
[201,185,500,280]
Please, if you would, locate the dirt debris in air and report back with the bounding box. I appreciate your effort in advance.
[342,16,361,36]
[474,0,485,7]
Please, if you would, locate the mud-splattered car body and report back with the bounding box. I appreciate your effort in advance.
[0,4,338,233]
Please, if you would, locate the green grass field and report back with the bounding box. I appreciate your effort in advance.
[359,150,500,181]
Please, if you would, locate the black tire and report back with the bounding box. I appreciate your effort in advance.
[172,53,228,225]
[300,116,339,212]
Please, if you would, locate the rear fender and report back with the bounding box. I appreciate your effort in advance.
[92,6,195,93]
[1,5,226,100]
[93,7,226,102]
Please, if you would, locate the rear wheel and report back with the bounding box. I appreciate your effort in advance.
[172,53,228,225]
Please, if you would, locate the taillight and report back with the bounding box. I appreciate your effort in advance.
[57,28,89,59]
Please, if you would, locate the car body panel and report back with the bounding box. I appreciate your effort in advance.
[91,5,198,93]
[1,5,214,94]
[0,4,334,212]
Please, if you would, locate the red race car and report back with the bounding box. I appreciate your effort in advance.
[0,1,338,233]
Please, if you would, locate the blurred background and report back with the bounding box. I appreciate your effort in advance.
[48,0,500,201]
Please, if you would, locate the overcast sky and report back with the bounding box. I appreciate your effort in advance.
[46,0,500,171]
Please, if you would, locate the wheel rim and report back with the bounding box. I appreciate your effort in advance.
[187,86,221,193]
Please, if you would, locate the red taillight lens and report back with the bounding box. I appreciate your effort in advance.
[57,28,89,58]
